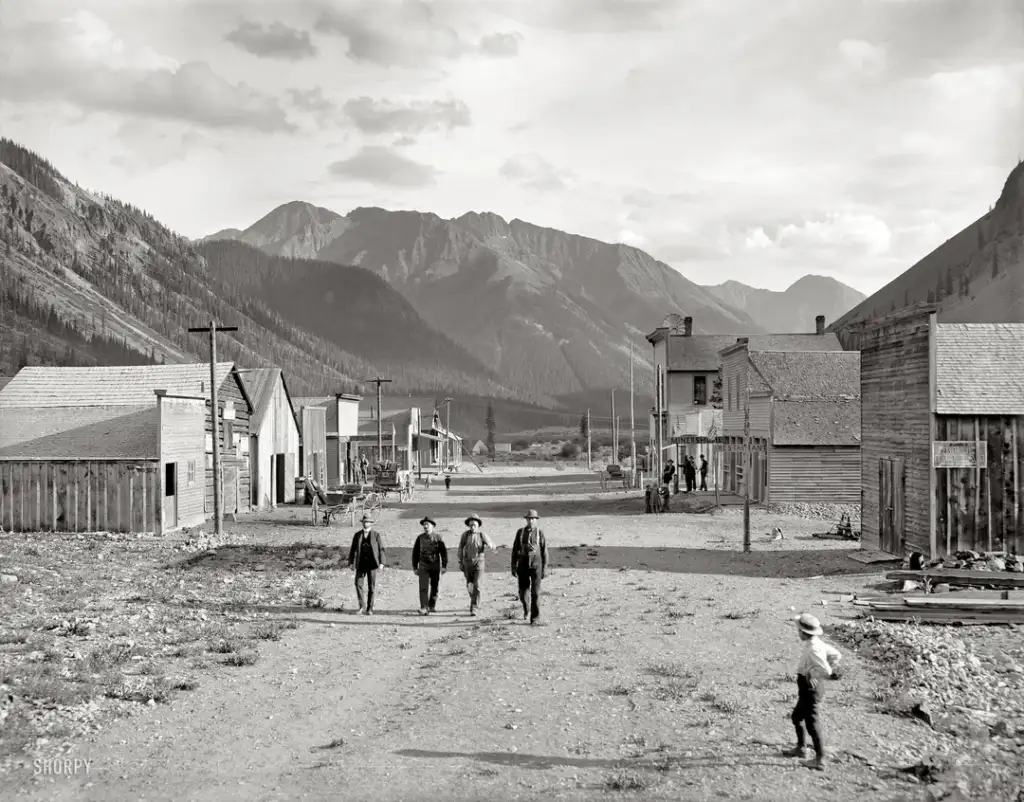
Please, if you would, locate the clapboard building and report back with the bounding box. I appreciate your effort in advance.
[240,368,301,509]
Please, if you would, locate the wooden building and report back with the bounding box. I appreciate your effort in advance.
[838,307,1024,559]
[240,368,301,508]
[719,344,861,504]
[292,393,362,487]
[0,363,253,526]
[298,404,327,487]
[0,386,208,534]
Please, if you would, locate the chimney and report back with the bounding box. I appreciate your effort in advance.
[815,315,825,335]
[683,316,693,337]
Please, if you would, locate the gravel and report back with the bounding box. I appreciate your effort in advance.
[764,502,861,523]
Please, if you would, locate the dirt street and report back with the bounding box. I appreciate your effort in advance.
[3,468,984,800]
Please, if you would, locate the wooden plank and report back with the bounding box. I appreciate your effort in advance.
[973,417,981,551]
[56,463,68,531]
[32,462,40,532]
[986,418,994,553]
[19,463,25,532]
[86,461,92,532]
[865,609,1024,625]
[894,457,905,552]
[902,597,1024,608]
[1013,417,1021,556]
[0,464,6,531]
[849,550,902,564]
[128,467,134,534]
[887,569,1024,589]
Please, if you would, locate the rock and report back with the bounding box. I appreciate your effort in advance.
[989,557,1006,571]
[0,574,18,584]
[932,584,951,594]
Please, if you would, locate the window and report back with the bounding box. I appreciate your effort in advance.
[165,463,176,497]
[222,421,234,454]
[186,460,196,486]
[693,375,707,406]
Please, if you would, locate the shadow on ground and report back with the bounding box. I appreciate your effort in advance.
[392,747,782,771]
[169,543,863,579]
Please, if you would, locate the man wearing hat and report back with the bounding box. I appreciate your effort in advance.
[511,509,548,625]
[458,513,496,616]
[786,612,842,770]
[412,516,448,615]
[346,513,387,615]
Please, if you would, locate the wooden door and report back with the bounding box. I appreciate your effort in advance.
[249,437,258,505]
[275,454,286,504]
[223,466,238,514]
[163,462,178,530]
[879,457,905,554]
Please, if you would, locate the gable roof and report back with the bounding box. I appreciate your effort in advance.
[0,377,13,393]
[0,363,253,411]
[935,323,1024,414]
[747,351,860,400]
[0,405,159,460]
[772,400,861,446]
[240,368,301,433]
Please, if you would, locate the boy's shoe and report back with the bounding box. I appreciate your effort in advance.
[782,746,808,759]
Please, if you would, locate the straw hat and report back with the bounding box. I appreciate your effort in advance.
[465,514,483,526]
[419,516,437,527]
[360,513,373,523]
[794,613,822,636]
[524,509,539,519]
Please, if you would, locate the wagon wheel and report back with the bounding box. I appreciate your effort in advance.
[361,492,383,525]
[311,496,320,527]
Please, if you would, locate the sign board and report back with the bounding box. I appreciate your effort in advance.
[932,441,986,469]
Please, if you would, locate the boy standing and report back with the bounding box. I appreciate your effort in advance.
[785,613,842,770]
[412,516,447,615]
[458,513,495,616]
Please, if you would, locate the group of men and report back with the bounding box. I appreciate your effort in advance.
[346,508,549,624]
[662,454,709,492]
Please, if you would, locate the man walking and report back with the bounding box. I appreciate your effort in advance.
[412,516,448,615]
[458,513,495,616]
[699,454,709,492]
[511,509,548,625]
[347,513,386,615]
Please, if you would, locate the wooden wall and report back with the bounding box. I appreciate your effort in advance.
[0,461,160,534]
[843,313,933,555]
[768,446,860,504]
[721,350,770,437]
[722,438,768,501]
[935,415,1024,557]
[300,405,327,485]
[203,374,252,515]
[159,397,206,531]
[252,379,300,508]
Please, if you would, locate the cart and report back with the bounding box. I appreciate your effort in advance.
[372,468,414,502]
[311,491,383,527]
[811,512,861,541]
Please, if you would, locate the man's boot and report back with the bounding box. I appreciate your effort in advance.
[782,746,808,759]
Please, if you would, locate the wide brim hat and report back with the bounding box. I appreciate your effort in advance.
[524,509,539,519]
[794,613,823,636]
[465,514,483,526]
[420,516,437,526]
[360,514,373,523]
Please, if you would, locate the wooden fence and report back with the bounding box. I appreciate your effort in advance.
[0,460,161,534]
[935,416,1024,556]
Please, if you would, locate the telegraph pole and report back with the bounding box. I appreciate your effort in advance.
[610,390,616,463]
[362,377,392,467]
[188,320,238,537]
[655,366,664,484]
[743,367,752,553]
[586,408,592,470]
[629,338,636,487]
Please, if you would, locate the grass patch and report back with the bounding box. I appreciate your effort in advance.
[652,677,699,702]
[0,631,29,645]
[665,609,694,620]
[606,683,634,696]
[223,649,259,667]
[604,768,652,791]
[251,621,285,641]
[647,661,694,679]
[722,610,760,620]
[699,687,748,714]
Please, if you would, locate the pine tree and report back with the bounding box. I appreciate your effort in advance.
[579,413,589,443]
[485,402,496,455]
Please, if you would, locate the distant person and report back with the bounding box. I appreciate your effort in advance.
[785,613,842,770]
[699,454,709,492]
[684,456,697,492]
[444,474,452,491]
[458,513,495,616]
[412,516,447,615]
[662,459,676,490]
[424,474,432,492]
[511,509,548,625]
[346,513,386,615]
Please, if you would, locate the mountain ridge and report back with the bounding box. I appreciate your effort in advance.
[703,274,867,332]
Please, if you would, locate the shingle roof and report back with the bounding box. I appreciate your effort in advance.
[935,324,1024,414]
[0,406,159,459]
[0,364,237,408]
[669,333,843,371]
[772,400,861,446]
[748,351,860,400]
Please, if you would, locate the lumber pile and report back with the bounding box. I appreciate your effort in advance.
[853,589,1024,625]
[886,568,1024,591]
[903,549,1024,574]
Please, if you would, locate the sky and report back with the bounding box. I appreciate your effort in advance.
[0,0,1022,295]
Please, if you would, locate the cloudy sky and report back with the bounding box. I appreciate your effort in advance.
[1,0,1022,294]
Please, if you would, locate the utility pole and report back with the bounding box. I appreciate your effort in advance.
[743,366,751,553]
[362,377,392,467]
[188,320,238,537]
[610,390,616,464]
[655,366,664,484]
[629,338,636,488]
[586,408,592,470]
[446,401,451,472]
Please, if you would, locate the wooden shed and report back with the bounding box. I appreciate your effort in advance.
[298,404,327,488]
[292,393,362,487]
[719,344,861,504]
[0,390,207,534]
[838,307,1024,559]
[0,363,254,524]
[240,368,301,508]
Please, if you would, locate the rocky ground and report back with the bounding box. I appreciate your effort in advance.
[1,467,1022,800]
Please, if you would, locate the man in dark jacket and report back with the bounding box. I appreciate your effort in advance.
[458,513,495,616]
[699,454,709,491]
[412,516,448,615]
[511,509,548,625]
[347,513,386,615]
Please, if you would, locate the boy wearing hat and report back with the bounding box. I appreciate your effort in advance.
[412,516,448,615]
[458,514,496,616]
[786,612,842,770]
[346,513,387,615]
[511,509,548,625]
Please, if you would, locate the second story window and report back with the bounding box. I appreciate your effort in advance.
[693,375,707,406]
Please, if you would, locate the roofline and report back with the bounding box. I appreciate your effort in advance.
[645,328,668,345]
[0,456,160,462]
[227,365,256,415]
[719,339,749,357]
[835,303,939,333]
[337,393,363,402]
[278,373,303,434]
[154,391,206,401]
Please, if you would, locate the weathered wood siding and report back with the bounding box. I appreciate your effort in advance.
[935,415,1024,557]
[768,446,860,504]
[0,461,160,533]
[159,397,205,531]
[326,438,341,487]
[252,380,300,508]
[844,314,933,555]
[301,405,327,485]
[668,371,717,408]
[721,350,770,437]
[203,374,251,515]
[722,437,768,501]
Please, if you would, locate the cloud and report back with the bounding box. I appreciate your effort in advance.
[342,97,471,135]
[837,38,887,76]
[771,213,894,258]
[313,1,522,67]
[502,0,681,32]
[499,154,569,192]
[111,120,222,170]
[225,20,317,60]
[0,11,294,132]
[328,146,437,187]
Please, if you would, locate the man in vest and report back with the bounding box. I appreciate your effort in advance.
[511,509,548,625]
[347,513,386,615]
[412,516,448,615]
[458,513,496,616]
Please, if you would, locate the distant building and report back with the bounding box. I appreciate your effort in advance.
[293,393,362,486]
[471,439,488,456]
[494,443,512,454]
[239,368,301,509]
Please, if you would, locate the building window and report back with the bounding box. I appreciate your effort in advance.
[223,421,234,454]
[186,460,196,486]
[693,375,707,406]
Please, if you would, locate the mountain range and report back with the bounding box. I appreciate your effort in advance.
[704,276,865,333]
